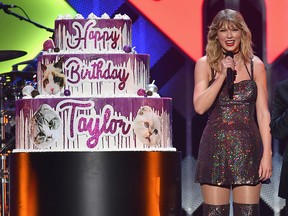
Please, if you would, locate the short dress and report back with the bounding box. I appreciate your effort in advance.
[195,61,263,185]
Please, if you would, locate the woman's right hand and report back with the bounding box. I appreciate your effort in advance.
[220,56,235,77]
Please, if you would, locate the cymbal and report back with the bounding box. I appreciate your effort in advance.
[1,71,36,80]
[0,50,27,62]
[2,109,15,115]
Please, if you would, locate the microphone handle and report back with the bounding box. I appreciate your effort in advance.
[227,68,234,99]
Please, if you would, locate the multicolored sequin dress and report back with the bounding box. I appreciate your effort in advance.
[195,68,263,185]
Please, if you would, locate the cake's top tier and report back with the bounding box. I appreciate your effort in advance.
[53,13,132,53]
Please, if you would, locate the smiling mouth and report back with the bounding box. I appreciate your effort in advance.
[226,40,235,46]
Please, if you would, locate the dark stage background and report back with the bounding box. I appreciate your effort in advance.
[1,0,288,215]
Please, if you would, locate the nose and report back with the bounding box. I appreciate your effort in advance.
[227,30,232,38]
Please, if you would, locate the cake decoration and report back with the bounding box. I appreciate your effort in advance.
[14,13,175,152]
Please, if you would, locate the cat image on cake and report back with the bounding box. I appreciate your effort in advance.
[133,106,161,147]
[41,57,66,95]
[30,104,62,149]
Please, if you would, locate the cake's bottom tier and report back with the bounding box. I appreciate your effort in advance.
[9,151,182,216]
[15,97,173,151]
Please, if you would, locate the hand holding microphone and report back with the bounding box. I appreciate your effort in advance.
[225,51,236,99]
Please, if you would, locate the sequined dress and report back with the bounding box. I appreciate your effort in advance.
[195,75,263,185]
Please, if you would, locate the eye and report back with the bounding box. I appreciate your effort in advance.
[48,120,55,129]
[37,131,46,139]
[153,129,158,135]
[44,119,54,129]
[43,79,49,84]
[54,77,61,82]
[144,122,149,128]
[45,118,57,129]
[35,133,45,144]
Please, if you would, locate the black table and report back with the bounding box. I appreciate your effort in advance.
[9,151,182,216]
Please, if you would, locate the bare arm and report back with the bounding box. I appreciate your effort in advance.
[193,56,232,114]
[254,57,273,180]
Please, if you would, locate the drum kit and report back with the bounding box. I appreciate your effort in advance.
[0,50,36,216]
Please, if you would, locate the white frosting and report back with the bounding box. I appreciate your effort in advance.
[57,13,131,20]
[56,14,63,20]
[63,14,73,19]
[42,49,127,55]
[101,13,110,19]
[132,46,137,54]
[13,147,177,153]
[74,13,84,19]
[33,93,161,99]
[114,14,130,20]
[88,13,99,19]
[22,85,35,97]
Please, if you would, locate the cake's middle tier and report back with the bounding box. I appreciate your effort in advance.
[37,53,150,96]
[15,97,173,152]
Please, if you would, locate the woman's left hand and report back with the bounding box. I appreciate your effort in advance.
[258,153,272,181]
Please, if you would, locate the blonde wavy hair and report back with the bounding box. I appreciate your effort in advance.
[206,9,254,72]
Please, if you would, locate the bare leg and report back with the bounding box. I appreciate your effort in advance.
[201,184,231,204]
[232,184,261,216]
[201,184,231,216]
[232,184,261,204]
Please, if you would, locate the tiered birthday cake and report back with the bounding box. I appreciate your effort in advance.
[13,13,174,152]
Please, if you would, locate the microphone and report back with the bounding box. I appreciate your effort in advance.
[0,2,16,10]
[225,51,235,99]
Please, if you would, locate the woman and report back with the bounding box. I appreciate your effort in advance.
[270,79,288,215]
[193,9,272,215]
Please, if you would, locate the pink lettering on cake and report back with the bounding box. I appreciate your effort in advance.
[62,20,121,51]
[57,99,132,148]
[65,57,129,90]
